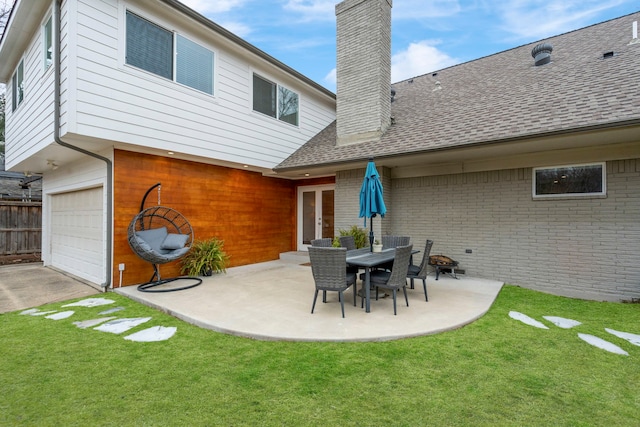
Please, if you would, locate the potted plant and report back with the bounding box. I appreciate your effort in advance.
[338,225,368,248]
[372,239,383,253]
[180,237,230,277]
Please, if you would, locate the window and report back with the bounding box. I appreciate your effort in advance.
[44,16,53,70]
[126,11,173,80]
[253,74,299,126]
[12,60,24,112]
[125,11,214,95]
[533,163,605,198]
[176,35,214,95]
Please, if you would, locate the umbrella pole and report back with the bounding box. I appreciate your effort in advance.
[369,214,375,252]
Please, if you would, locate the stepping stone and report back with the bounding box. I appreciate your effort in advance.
[73,317,117,329]
[46,311,75,320]
[543,316,582,329]
[99,307,125,315]
[605,328,640,347]
[578,333,628,356]
[29,310,58,316]
[509,311,549,329]
[124,326,177,342]
[63,298,115,307]
[94,317,152,334]
[19,308,40,315]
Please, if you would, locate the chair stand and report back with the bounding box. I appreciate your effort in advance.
[137,263,203,293]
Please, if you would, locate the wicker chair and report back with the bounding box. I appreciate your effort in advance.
[310,238,333,247]
[407,239,434,300]
[381,235,410,249]
[308,247,357,318]
[338,235,356,250]
[127,206,201,292]
[368,244,413,315]
[378,235,411,271]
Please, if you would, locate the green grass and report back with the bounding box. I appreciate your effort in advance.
[1,285,639,426]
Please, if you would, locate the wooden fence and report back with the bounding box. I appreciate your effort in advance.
[0,201,42,256]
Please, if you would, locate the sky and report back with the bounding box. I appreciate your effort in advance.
[180,0,639,92]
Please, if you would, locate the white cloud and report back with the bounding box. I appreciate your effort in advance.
[322,40,458,89]
[323,68,336,88]
[283,0,339,22]
[393,0,462,19]
[216,21,252,38]
[391,40,459,82]
[496,0,629,40]
[178,0,247,14]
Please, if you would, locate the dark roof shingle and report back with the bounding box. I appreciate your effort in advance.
[277,11,640,171]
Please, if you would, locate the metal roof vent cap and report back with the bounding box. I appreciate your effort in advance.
[532,42,553,66]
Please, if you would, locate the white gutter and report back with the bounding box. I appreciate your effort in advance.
[54,0,112,291]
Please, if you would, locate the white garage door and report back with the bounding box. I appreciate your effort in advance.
[51,187,104,284]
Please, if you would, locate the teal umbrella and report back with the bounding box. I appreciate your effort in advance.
[359,159,387,251]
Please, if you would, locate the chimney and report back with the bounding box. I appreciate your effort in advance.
[335,0,392,146]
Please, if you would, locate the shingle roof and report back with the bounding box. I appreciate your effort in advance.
[276,11,640,171]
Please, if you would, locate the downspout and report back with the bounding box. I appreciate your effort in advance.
[54,0,112,291]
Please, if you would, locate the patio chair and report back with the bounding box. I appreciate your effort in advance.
[338,235,356,250]
[378,235,411,271]
[407,239,434,300]
[308,247,357,318]
[127,184,202,293]
[368,244,413,315]
[310,238,333,247]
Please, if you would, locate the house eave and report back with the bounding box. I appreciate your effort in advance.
[0,0,50,82]
[274,118,640,178]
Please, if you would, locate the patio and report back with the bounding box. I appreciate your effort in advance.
[116,253,504,342]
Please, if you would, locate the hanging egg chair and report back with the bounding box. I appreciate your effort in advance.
[127,183,202,292]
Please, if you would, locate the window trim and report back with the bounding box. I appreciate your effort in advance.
[532,162,606,199]
[252,73,299,127]
[124,9,215,96]
[12,59,24,112]
[43,15,53,71]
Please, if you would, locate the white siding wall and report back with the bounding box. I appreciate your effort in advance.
[4,6,56,171]
[71,0,335,169]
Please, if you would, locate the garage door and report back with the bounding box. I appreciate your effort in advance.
[51,187,104,284]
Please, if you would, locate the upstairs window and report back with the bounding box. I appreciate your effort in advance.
[533,163,606,198]
[126,11,173,80]
[125,11,214,95]
[253,74,299,126]
[44,16,53,70]
[176,35,214,95]
[12,60,24,112]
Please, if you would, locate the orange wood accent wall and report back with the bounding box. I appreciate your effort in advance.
[113,150,298,287]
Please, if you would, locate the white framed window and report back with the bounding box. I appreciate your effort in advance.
[125,10,214,95]
[252,73,299,126]
[533,163,606,198]
[12,59,24,112]
[44,16,53,70]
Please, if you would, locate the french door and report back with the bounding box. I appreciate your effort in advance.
[297,185,335,250]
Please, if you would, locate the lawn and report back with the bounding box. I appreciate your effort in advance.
[1,285,639,426]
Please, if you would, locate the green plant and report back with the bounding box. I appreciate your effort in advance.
[338,225,368,248]
[180,237,229,276]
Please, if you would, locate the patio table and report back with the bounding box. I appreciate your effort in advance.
[346,247,419,313]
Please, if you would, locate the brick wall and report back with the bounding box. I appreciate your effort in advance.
[335,0,392,145]
[336,159,640,301]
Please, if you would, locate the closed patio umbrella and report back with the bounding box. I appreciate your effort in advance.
[359,159,387,251]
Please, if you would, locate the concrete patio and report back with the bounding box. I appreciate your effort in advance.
[116,253,504,342]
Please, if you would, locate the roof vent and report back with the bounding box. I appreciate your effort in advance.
[602,51,615,59]
[531,43,553,66]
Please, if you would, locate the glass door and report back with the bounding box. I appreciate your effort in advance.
[297,185,335,250]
